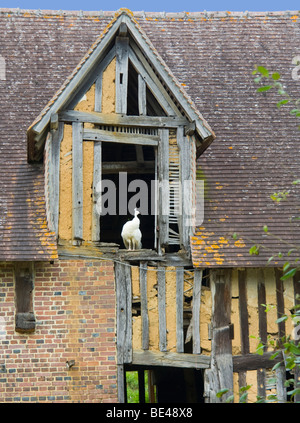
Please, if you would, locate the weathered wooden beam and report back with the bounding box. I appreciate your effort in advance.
[51,122,64,237]
[72,122,83,241]
[115,262,132,364]
[83,128,159,146]
[138,74,147,116]
[205,269,233,403]
[59,109,188,128]
[140,261,149,350]
[176,267,184,353]
[92,142,101,241]
[132,350,210,369]
[115,36,129,114]
[192,269,202,354]
[177,126,191,250]
[184,120,196,136]
[257,269,267,399]
[119,22,128,37]
[94,71,102,112]
[157,267,167,352]
[232,351,283,372]
[158,129,169,247]
[50,113,59,131]
[15,263,35,333]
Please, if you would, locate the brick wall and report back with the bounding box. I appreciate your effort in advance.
[0,259,117,403]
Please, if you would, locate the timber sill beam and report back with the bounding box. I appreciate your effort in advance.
[132,350,211,369]
[232,351,283,372]
[59,110,189,129]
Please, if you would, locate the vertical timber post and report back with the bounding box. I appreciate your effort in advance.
[204,269,233,403]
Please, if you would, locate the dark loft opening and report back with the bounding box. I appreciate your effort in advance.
[100,142,156,249]
[127,60,167,117]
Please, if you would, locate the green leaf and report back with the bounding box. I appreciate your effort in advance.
[263,225,268,233]
[225,395,234,403]
[272,361,282,371]
[281,268,297,280]
[232,232,238,240]
[257,85,273,92]
[276,99,290,108]
[216,388,229,398]
[288,388,300,399]
[249,245,260,255]
[272,72,280,80]
[276,315,288,324]
[283,262,290,272]
[257,66,269,77]
[292,179,300,185]
[239,392,248,403]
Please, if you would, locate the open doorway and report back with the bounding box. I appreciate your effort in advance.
[124,365,205,403]
[100,141,156,249]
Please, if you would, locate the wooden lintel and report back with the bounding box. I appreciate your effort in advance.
[132,350,211,369]
[59,110,188,128]
[83,128,159,146]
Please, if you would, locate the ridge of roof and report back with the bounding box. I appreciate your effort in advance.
[0,8,299,20]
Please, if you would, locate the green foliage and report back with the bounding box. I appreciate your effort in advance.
[126,371,150,403]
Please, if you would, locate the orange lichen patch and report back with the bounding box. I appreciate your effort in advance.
[291,15,299,22]
[252,156,258,160]
[234,239,246,248]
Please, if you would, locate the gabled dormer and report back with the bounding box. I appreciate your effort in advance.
[27,9,215,255]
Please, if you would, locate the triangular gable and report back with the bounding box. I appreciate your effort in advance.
[27,8,215,162]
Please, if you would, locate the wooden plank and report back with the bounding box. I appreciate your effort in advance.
[275,268,286,341]
[115,262,132,364]
[94,71,102,112]
[176,267,184,353]
[138,74,147,116]
[238,269,250,354]
[132,350,211,369]
[72,122,83,241]
[158,129,169,247]
[92,141,101,241]
[177,127,191,250]
[51,122,64,237]
[192,269,202,354]
[140,262,149,350]
[117,365,126,403]
[257,269,267,399]
[83,128,159,146]
[157,266,167,352]
[115,37,129,114]
[59,109,188,127]
[205,269,233,403]
[232,351,283,372]
[128,47,176,117]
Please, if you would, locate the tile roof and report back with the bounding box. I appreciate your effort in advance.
[0,8,299,264]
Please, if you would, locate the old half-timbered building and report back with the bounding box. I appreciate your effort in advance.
[0,8,300,403]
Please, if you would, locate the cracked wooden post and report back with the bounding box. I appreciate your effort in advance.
[204,269,233,403]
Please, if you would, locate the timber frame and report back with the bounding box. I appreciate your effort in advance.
[39,9,215,256]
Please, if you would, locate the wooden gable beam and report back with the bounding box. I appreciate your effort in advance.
[59,109,188,128]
